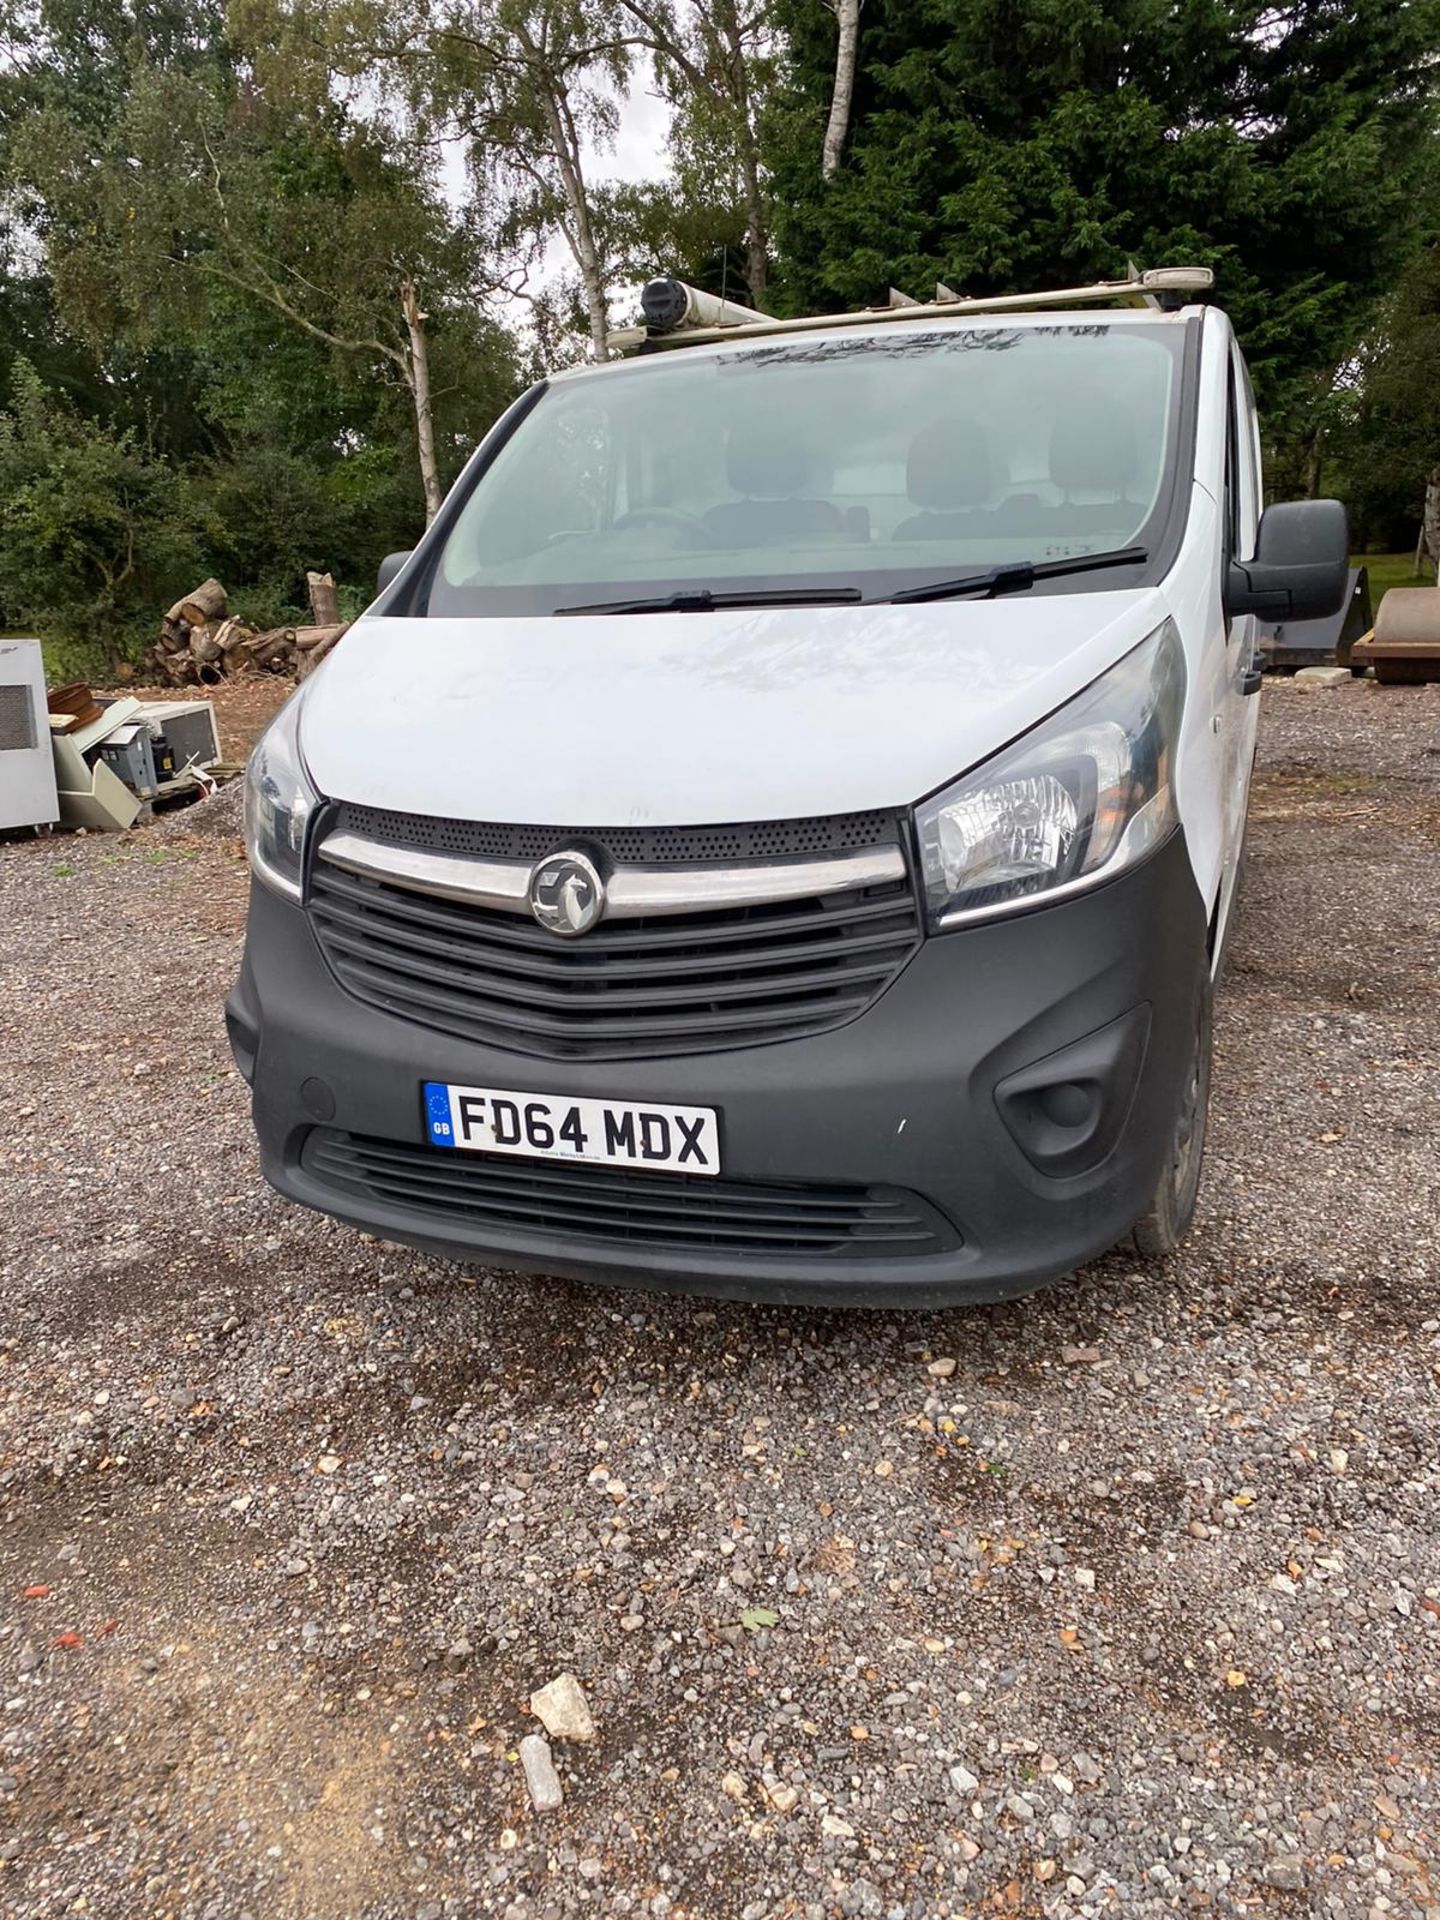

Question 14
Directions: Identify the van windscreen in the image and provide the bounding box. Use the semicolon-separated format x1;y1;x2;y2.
425;321;1187;616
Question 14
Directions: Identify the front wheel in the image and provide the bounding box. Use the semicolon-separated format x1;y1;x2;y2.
1131;983;1213;1258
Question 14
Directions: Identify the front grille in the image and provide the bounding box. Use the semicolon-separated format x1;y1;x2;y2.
335;802;902;864
308;823;923;1060
303;1129;956;1259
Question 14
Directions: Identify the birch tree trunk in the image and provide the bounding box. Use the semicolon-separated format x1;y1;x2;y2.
738;142;768;300
540;97;609;359
723;3;767;300
401;279;444;524
571;212;612;362
821;0;861;178
1424;466;1440;581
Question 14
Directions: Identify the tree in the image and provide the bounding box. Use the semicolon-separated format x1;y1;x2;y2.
443;0;634;360
14;58;506;520
239;0;636;360
598;177;754;301
619;0;777;301
0;0;526;665
1328;227;1440;564
764;0;1438;447
0;0;235;447
0;0;228;140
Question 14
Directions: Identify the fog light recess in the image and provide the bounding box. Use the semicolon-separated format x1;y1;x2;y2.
994;1006;1151;1178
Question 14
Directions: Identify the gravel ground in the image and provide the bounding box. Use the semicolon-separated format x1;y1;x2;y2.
1;678;1438;1920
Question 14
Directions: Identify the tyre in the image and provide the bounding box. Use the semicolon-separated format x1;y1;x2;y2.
1131;983;1213;1258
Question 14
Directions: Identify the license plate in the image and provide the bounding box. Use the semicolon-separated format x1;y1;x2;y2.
423;1081;720;1176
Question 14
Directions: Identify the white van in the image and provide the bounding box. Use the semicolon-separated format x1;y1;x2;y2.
229;268;1347;1307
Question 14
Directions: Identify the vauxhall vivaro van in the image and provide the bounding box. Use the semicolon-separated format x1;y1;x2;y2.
228;267;1348;1306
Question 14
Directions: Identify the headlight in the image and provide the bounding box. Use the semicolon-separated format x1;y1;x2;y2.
915;620;1186;930
243;692;321;900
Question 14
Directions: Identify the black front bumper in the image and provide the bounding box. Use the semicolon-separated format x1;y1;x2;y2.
227;832;1208;1307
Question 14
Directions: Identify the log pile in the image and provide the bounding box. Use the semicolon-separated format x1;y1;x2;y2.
144;573;349;685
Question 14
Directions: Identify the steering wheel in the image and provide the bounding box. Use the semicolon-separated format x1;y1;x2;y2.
613;507;714;543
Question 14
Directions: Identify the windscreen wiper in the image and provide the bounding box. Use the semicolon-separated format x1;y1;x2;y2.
555;585;864;616
889;544;1149;605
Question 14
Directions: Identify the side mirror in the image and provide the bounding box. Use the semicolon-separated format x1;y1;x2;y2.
376;550;413;598
1226;499;1348;622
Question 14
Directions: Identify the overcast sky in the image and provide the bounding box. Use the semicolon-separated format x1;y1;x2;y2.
608;84;675;184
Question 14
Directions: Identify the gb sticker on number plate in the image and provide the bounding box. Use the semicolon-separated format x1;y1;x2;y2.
424;1081;720;1176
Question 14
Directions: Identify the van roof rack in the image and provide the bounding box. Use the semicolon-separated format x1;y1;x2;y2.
606;265;1214;357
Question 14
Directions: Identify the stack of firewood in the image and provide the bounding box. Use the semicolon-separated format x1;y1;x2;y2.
144;574;349;685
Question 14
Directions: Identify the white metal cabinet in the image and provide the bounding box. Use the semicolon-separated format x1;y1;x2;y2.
0;639;59;832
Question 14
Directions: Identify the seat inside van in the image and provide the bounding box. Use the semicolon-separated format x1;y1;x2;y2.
1043;396;1145;533
892;395;1147;546
703;426;848;546
893;417;995;542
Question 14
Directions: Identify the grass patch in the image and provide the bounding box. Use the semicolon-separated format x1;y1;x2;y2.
1353;551;1435;608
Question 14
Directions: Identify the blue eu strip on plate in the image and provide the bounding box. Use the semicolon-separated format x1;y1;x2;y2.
424;1081;455;1148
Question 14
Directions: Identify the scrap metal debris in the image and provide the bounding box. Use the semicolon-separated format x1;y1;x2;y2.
46;682;225;832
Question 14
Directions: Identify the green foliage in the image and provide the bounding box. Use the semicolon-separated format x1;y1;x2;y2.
765;0;1439;452
0;361;207;668
1326;226;1440;546
598;178;754;303
0;1;525;675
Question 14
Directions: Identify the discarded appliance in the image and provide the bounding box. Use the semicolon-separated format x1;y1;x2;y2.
50;697;146;830
1266;566;1372;673
97;721;162;797
0;639;60;832
136;700;223;783
44;690;224;830
1350;587;1440;685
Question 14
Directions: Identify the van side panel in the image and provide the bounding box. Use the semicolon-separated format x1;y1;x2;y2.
1164;311;1248;929
1167;484;1228;923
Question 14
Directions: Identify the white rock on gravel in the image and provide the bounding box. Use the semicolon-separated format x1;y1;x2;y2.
529;1670;596;1742
518;1733;564;1813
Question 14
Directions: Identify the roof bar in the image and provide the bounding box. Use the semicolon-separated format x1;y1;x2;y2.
607;266;1214;357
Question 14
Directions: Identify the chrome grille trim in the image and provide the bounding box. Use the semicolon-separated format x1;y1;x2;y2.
320;831;529;912
317;828;907;921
